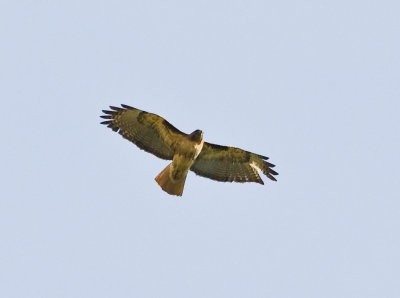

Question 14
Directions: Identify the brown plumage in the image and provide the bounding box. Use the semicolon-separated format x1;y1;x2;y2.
155;164;186;196
100;104;278;196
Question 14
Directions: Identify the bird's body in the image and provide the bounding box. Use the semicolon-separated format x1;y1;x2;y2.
155;130;204;195
101;105;278;196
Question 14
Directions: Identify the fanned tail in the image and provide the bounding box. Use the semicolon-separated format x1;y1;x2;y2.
155;164;187;196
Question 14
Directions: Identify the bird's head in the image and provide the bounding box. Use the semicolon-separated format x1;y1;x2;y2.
189;129;203;142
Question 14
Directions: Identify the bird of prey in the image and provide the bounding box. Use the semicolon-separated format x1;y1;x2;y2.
100;105;278;196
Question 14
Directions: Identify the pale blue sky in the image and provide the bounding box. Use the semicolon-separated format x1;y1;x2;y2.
1;1;399;297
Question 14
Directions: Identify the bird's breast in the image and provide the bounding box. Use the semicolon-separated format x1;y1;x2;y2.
170;139;204;181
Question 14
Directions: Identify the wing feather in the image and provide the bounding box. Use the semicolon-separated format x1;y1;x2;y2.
190;142;278;184
100;105;186;160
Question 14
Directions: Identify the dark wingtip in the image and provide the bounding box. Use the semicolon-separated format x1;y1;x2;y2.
270;169;278;176
260;159;278;181
267;168;278;181
110;106;123;111
121;104;134;109
268;175;277;181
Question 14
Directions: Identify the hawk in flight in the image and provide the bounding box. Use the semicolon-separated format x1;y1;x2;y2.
100;105;278;196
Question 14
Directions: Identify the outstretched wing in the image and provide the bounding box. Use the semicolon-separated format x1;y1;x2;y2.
190;142;278;184
100;104;186;160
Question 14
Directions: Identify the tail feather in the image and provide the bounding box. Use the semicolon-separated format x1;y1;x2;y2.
155;164;187;196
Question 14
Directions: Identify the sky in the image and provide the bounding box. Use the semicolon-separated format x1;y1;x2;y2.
1;0;399;297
